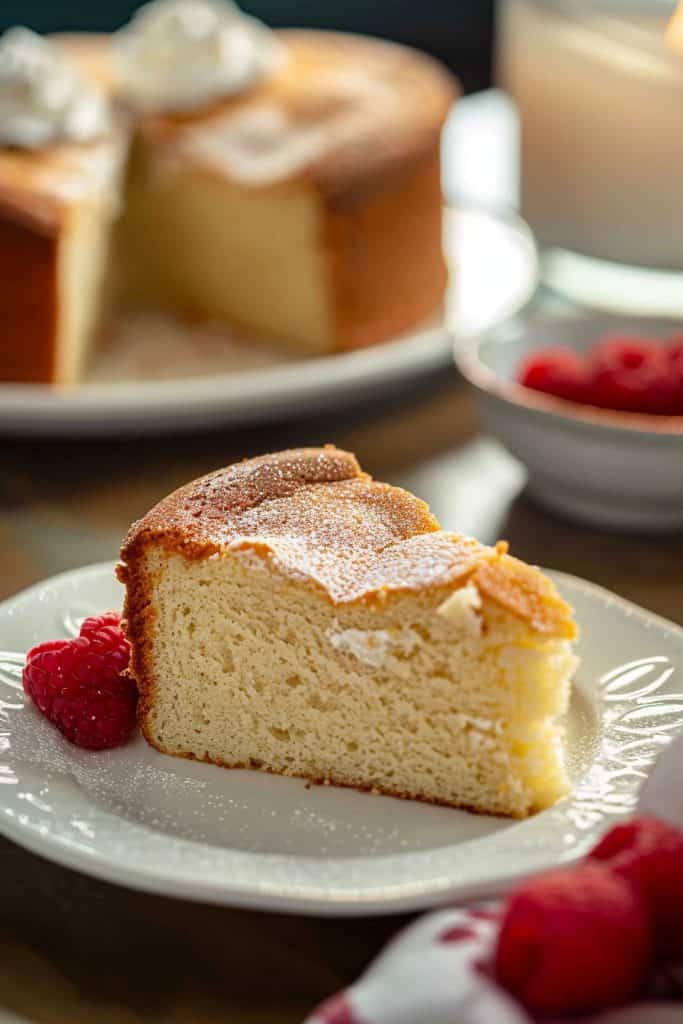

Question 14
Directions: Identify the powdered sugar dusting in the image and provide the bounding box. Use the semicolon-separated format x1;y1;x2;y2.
125;449;493;606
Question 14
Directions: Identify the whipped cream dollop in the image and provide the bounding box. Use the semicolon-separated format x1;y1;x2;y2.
0;27;112;149
115;0;285;113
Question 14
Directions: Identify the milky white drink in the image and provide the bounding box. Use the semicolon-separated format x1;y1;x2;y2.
498;0;683;269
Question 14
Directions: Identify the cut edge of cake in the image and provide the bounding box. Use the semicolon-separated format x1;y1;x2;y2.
118;446;579;818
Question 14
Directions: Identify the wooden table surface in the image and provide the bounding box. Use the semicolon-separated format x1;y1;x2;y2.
1;372;682;1024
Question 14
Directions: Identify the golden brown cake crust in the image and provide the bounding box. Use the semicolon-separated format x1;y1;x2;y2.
475;554;578;639
119;446;577;637
326;148;447;349
0;144;79;236
119;445;487;606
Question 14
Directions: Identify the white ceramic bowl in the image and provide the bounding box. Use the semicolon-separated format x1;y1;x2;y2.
455;309;683;532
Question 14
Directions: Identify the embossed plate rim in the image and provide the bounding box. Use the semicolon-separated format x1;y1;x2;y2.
0;561;681;916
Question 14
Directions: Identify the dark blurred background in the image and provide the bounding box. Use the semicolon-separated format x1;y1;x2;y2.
0;0;496;93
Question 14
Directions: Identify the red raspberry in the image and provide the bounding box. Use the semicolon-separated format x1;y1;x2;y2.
589;335;678;414
518;346;588;403
22;640;72;718
666;335;683;357
23;626;135;751
666;336;683;415
79;610;121;639
494;864;652;1015
589;816;683;961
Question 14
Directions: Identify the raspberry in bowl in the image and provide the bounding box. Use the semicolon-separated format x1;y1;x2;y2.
519;334;683;416
455;310;683;532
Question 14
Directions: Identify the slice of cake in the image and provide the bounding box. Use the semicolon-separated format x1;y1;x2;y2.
0;29;127;384
118;447;578;818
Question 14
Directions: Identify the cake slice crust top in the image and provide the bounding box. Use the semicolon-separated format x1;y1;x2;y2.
120;446;576;632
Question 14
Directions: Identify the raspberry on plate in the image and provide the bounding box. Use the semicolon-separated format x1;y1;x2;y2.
79;610;122;639
23;615;135;751
589;816;683;962
21;639;72;718
494;864;652;1015
518;346;588;403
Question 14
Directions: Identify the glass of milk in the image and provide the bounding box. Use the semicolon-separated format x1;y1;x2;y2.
498;0;683;314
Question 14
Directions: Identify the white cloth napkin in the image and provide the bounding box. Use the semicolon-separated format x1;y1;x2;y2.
305;735;683;1024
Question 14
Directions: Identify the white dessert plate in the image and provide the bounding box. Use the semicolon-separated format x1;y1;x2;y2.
1;562;682;917
0;207;537;437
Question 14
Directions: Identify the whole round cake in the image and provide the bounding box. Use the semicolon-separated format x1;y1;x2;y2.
0;0;458;384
